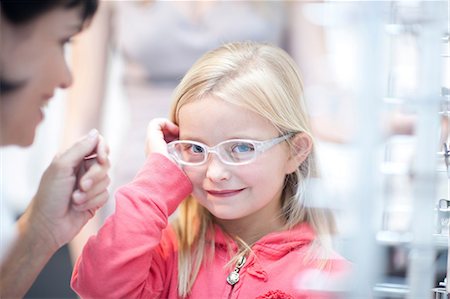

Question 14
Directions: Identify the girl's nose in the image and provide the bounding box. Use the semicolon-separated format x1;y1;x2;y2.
205;154;231;182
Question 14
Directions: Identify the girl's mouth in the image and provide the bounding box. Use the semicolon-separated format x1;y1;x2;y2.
206;188;245;197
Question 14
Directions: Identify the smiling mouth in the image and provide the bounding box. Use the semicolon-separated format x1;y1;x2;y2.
41;101;50;109
40;94;53;109
206;188;245;197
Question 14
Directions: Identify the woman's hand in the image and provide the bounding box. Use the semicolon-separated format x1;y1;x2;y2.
22;129;110;251
145;118;179;159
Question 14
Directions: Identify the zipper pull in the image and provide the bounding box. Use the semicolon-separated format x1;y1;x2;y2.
226;255;246;286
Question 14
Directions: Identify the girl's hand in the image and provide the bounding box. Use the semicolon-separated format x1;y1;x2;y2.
145;118;179;158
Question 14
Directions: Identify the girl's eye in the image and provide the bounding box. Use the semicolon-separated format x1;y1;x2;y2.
191;144;205;154
231;142;254;153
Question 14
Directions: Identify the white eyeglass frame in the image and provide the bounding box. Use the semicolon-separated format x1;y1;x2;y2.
167;133;294;166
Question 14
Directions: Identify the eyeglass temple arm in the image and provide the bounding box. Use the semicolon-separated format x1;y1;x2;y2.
258;133;295;152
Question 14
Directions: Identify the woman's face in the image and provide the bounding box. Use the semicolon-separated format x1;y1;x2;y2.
0;7;83;146
178;96;300;229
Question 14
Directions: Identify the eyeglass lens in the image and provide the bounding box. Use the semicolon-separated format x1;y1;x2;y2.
172;140;256;164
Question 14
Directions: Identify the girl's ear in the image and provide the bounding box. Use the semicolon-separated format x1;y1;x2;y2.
285;132;313;174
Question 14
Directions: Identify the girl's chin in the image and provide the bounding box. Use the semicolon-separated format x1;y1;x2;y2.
209;210;244;221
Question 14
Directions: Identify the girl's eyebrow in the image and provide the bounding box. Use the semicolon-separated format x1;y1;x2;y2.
179;136;206;143
179;135;265;145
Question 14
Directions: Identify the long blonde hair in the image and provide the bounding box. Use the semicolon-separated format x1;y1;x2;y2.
170;41;335;297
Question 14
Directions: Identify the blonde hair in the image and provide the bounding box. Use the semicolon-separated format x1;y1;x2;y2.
169;41;335;297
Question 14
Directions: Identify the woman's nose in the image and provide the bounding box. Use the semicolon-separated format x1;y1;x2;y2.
205;154;231;182
57;57;73;89
59;62;73;89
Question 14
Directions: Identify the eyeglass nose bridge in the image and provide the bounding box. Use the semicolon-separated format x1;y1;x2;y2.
202;144;230;165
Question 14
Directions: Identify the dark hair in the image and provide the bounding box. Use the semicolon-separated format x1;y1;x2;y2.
0;0;98;95
0;0;98;26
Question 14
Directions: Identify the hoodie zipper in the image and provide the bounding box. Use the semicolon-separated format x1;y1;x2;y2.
226;255;246;299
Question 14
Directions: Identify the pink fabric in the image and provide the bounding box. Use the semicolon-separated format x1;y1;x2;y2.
71;153;349;299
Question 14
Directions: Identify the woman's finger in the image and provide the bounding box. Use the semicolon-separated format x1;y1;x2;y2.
73;190;109;213
78;159;110;192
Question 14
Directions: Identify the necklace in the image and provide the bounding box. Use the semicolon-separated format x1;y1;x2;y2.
226;255;246;286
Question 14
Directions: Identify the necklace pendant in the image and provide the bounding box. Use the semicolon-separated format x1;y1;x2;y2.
226;271;240;285
226;255;246;286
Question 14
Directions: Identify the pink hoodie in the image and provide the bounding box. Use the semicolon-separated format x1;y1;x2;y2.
71;154;348;298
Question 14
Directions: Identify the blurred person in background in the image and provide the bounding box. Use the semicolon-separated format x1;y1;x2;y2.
0;0;110;297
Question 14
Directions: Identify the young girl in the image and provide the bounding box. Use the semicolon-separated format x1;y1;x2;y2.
71;41;348;298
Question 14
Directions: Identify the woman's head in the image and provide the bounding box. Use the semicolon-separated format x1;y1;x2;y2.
0;0;97;27
0;0;98;146
171;41;316;228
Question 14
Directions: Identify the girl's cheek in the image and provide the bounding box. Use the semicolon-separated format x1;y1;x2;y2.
185;170;203;186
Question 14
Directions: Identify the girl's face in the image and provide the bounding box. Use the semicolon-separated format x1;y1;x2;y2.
0;7;83;146
178;96;300;228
